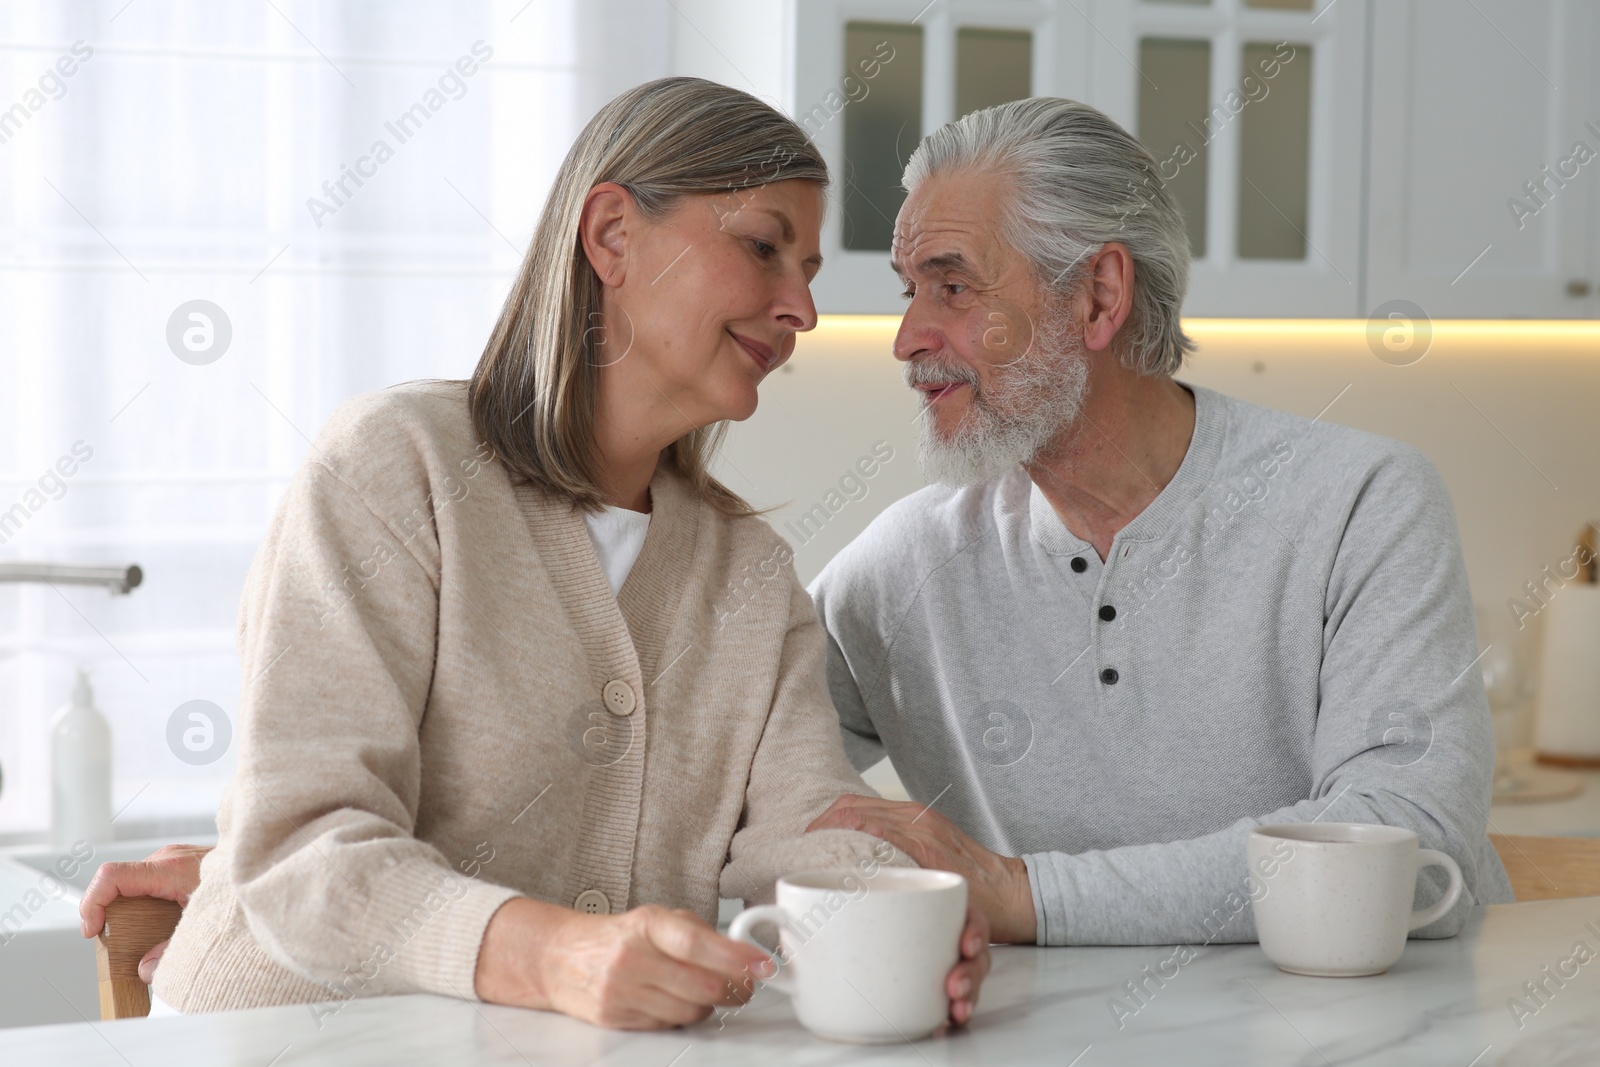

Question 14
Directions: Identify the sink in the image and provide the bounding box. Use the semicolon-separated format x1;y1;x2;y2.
0;835;214;1029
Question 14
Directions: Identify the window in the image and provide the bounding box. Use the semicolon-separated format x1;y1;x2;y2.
0;1;587;840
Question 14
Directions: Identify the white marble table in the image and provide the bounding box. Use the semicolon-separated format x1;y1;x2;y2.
5;897;1598;1066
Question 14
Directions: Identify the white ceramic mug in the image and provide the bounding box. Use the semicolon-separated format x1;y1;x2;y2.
726;868;967;1043
1248;822;1464;977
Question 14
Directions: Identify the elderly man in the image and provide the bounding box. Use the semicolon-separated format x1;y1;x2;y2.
805;96;1514;946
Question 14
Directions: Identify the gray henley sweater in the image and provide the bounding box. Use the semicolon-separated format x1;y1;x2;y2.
810;382;1514;946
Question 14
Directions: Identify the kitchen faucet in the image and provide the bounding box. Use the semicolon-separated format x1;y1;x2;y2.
0;561;142;595
0;561;141;801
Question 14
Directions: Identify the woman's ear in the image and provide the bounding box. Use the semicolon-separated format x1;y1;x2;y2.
579;182;631;288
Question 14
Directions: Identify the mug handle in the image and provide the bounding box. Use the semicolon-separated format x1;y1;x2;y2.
726;905;796;994
1407;849;1465;931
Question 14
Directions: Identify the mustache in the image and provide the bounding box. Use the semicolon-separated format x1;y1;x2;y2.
904;358;981;390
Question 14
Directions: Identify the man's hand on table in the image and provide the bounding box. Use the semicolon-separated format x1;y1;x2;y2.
79;843;210;983
808;794;1038;945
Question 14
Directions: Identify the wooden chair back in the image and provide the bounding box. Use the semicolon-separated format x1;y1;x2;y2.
95;896;183;1020
1490;833;1600;901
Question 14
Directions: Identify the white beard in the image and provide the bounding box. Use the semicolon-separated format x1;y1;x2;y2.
910;305;1091;487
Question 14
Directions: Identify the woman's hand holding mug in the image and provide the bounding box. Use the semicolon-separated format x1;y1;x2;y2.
477;892;989;1032
474;898;775;1030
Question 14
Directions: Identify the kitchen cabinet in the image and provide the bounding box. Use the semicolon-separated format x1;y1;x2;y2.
674;0;1600;318
1085;0;1368;316
782;0;1366;316
792;0;1088;313
1365;0;1599;319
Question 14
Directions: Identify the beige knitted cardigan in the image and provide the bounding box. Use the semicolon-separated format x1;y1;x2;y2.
154;380;901;1013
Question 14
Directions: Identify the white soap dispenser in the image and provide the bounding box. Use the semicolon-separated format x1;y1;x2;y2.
51;667;113;850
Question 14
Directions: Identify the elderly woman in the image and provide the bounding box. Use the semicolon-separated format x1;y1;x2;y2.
80;77;989;1031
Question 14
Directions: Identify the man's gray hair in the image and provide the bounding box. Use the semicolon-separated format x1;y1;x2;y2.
902;97;1196;377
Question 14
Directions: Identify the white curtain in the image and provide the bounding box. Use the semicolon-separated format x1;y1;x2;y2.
0;0;669;839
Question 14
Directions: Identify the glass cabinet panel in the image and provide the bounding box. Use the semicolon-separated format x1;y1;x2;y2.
842;21;923;251
1137;37;1213;256
1236;41;1313;259
955;28;1032;119
801;0;1356;314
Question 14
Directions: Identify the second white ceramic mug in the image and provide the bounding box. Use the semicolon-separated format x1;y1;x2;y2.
1248;822;1464;977
727;867;967;1043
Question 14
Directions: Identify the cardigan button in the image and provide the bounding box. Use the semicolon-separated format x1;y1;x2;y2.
574;889;611;914
602;680;637;717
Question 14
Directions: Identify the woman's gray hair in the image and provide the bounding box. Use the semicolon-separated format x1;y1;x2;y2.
470;77;828;515
902;97;1195;377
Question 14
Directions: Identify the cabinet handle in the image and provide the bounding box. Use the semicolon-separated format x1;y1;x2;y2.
1567;279;1592;297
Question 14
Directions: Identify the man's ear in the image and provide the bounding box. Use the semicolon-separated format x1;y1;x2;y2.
579;182;632;288
1079;241;1136;354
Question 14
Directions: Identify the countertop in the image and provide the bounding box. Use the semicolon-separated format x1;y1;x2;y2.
5;896;1598;1066
1489;761;1600;838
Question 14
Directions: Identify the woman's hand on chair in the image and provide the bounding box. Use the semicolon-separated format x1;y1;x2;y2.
475;897;775;1029
79;843;211;982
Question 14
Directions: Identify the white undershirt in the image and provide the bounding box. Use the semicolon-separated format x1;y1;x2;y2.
582;502;651;596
